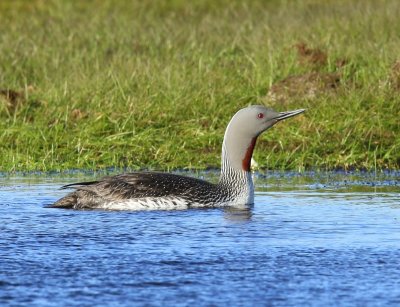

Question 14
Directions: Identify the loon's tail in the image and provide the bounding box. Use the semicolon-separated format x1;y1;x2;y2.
46;192;77;209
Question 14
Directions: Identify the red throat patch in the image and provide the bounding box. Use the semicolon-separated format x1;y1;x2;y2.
242;138;257;172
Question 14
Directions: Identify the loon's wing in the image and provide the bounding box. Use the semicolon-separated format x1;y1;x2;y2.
50;172;214;208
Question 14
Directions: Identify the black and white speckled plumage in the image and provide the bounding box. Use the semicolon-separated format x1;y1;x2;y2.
52;169;251;210
50;105;304;210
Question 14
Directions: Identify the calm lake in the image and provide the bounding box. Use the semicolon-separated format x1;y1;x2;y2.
0;170;399;306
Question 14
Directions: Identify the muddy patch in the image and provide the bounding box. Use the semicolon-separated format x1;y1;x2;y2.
266;43;348;103
267;72;341;102
295;42;348;71
388;60;400;91
0;86;41;118
0;89;24;114
295;42;327;69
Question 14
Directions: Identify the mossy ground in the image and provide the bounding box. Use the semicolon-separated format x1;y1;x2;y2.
0;0;399;171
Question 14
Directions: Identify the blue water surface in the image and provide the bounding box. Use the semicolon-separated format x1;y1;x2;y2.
0;171;399;306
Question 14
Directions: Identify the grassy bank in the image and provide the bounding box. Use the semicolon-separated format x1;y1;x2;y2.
0;0;399;171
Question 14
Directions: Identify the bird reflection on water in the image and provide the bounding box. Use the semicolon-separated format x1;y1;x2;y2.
223;206;253;222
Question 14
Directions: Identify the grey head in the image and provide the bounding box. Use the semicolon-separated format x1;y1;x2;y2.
222;105;305;172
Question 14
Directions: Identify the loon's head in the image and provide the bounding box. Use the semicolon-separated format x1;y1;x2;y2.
222;105;305;172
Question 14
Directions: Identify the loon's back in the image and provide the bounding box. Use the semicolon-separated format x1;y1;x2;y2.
50;172;224;210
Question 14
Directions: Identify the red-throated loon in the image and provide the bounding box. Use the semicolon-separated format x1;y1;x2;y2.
50;105;304;210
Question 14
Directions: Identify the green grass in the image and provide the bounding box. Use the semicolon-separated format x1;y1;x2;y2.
0;0;399;171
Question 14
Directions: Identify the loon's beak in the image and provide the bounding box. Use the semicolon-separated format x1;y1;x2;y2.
275;109;306;121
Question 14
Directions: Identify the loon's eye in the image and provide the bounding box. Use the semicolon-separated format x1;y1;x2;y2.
257;113;264;119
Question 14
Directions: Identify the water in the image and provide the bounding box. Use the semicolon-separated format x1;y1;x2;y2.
0;171;399;306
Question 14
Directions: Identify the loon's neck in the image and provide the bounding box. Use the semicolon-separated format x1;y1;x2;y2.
217;138;255;205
